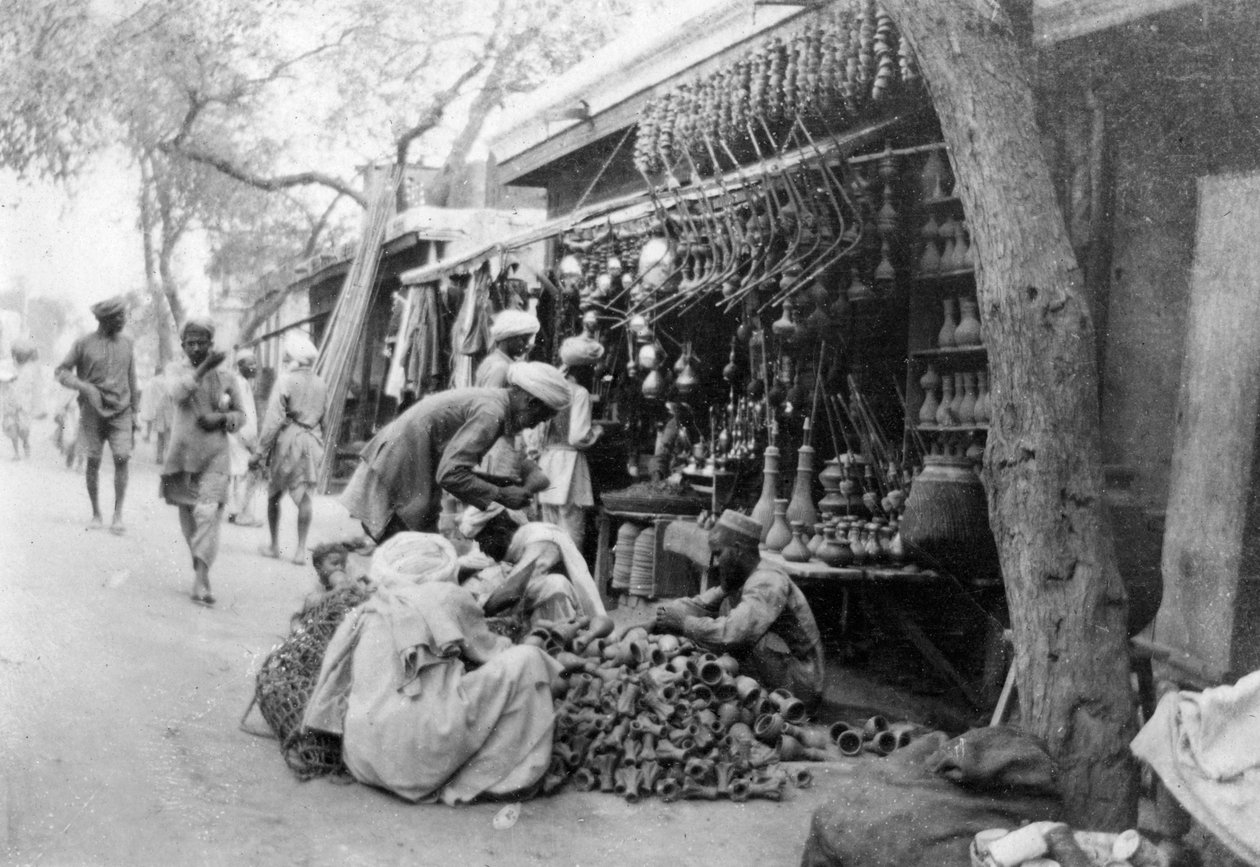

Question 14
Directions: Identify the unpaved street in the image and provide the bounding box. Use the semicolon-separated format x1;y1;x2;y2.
0;423;849;867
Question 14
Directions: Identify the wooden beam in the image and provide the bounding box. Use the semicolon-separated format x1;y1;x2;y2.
1156;172;1260;675
1033;0;1195;44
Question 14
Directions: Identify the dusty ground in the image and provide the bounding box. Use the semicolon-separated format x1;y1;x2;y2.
0;420;964;867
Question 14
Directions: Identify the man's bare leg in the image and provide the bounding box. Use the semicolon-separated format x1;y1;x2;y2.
292;492;313;565
85;457;104;529
110;456;129;534
259;491;282;558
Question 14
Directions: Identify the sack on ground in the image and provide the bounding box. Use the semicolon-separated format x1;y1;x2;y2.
800;725;1062;867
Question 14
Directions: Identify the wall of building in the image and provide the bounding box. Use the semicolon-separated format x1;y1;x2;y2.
1053;6;1260;668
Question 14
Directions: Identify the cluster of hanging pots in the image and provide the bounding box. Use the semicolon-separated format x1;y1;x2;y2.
526;615;929;802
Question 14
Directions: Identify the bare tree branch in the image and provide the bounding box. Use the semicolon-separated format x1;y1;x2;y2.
302;192;346;257
158;141;368;207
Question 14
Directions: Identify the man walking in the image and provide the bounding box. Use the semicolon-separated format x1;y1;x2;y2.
161;318;246;606
55;296;139;534
226;352;263;527
256;334;327;565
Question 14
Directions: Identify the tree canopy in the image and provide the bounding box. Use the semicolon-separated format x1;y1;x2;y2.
1;0;658;347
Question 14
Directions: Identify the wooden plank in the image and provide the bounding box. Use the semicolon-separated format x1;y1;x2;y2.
865;594;986;710
1034;0;1195;44
1156;172;1260;675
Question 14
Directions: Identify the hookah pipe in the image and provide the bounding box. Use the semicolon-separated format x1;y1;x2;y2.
762;118;866;311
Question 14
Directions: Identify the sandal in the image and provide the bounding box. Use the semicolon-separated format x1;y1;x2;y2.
191;594;216;607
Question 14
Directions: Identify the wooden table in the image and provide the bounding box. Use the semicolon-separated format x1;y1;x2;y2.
761;550;992;710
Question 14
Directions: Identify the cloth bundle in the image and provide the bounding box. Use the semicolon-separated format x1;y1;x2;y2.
1131;669;1260;865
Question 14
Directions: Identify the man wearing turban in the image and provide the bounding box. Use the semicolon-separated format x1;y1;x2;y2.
340;361;569;543
55;295;139;534
225;351;262;528
536;336;607;549
653;510;826;711
475;309;542;486
160;318;247;605
255;332;328;565
475;309;540;389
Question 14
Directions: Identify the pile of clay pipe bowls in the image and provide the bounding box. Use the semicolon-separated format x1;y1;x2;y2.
522;616;930;802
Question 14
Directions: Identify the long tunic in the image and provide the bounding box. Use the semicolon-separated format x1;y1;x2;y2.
257;366;327;494
679;562;826;706
161;362;246;485
55;332;139;418
474;349;514;388
340;388;528;538
537;382;597;507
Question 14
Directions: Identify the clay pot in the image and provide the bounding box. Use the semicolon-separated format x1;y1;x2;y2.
954;297;982;347
816;525;854;568
754;712;785;744
829;722;864;756
550;620;584;647
764;498;793;552
769;689;808;725
712;674;738;703
899;454;1000;579
698;658;725;686
865;730;899;756
781;521;813;563
735;675;763;708
862;715;890;738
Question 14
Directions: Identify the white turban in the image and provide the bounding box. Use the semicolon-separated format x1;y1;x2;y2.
369;532;459;586
559;336;605;368
489;309;539;343
284;332;318;366
458;503;527;539
506;361;571;410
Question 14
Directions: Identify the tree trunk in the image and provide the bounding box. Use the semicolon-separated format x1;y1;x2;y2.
138;154;175;365
147;157;189;333
881;0;1137;827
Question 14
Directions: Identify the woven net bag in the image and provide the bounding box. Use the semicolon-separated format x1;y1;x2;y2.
254;585;371;780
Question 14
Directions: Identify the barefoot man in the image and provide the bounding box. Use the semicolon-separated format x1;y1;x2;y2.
55;296;139;534
160;318;246;605
255;333;327;565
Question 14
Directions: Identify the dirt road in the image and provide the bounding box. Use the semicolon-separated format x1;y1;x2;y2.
0;423;852;867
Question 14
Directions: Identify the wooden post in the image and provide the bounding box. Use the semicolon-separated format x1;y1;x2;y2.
1155;173;1260;676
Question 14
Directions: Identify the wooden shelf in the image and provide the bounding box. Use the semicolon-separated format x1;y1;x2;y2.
913;268;975;282
911;423;990;432
909;345;987;360
760;550;943;586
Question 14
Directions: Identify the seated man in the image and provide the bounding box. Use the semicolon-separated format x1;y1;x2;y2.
462;521;607;630
653;510;826;711
303;533;562;805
